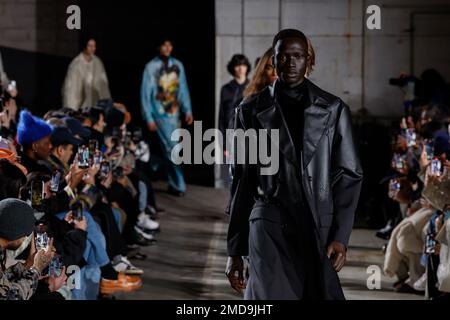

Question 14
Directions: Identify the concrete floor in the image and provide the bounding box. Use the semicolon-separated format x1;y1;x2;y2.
122;183;423;300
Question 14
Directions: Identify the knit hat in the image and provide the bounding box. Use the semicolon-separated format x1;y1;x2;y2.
0;198;36;241
17;111;53;145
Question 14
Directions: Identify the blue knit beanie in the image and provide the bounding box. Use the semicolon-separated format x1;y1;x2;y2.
17;110;53;145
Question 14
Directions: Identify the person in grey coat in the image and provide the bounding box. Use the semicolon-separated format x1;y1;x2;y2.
225;29;363;300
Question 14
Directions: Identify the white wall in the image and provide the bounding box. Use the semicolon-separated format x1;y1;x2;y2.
215;0;450;120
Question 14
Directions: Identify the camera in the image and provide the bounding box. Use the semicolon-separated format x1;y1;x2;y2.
425;233;437;254
389;75;417;88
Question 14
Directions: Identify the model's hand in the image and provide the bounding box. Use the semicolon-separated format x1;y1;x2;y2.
327;241;346;272
225;256;245;294
185;114;193;126
147;121;157;132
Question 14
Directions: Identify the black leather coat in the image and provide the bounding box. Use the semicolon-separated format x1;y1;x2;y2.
226;79;363;299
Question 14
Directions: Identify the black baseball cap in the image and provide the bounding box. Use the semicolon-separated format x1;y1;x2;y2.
63;116;91;138
51;126;82;147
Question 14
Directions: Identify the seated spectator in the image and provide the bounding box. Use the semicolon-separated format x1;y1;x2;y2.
17;111;53;174
0;198;54;300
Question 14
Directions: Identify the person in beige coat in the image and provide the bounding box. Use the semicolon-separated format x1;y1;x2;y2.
62;37;111;110
384;206;433;288
436;216;450;293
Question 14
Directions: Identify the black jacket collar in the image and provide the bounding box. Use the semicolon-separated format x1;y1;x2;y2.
254;78;333;170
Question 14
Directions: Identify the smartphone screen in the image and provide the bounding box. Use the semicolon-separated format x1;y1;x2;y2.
31;180;44;208
71;201;84;221
89;139;98;155
431;159;442;176
35;223;49;251
48;255;63;277
78;146;90;169
50;171;61;192
425;140;434;161
405;128;416;147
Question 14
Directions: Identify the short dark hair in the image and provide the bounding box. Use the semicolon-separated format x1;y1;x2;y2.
81;106;104;125
79;33;96;51
272;29;308;50
227;54;251;77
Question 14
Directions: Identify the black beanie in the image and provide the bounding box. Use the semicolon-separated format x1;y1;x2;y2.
0;198;36;241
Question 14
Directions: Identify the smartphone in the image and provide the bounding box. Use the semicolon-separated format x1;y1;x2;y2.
393;154;405;170
425;140;435;161
31;180;44;208
132;128;143;143
48;255;64;278
98;160;111;179
50;171;61;193
390;179;401;191
77;146;90;169
112;127;122;140
405;128;416;147
35;223;49;251
7;80;16;92
112;166;124;179
93;151;103;166
89;139;98;155
71;200;84;221
431;158;442;176
425;233;436;254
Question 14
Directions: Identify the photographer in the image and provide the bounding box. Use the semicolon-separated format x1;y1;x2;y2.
0;198;54;300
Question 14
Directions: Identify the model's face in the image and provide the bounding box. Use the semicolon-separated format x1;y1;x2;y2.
234;64;248;79
159;41;173;57
85;39;96;56
265;59;278;83
33;136;53;159
274;38;309;87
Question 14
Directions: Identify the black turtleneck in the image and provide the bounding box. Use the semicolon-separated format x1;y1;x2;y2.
275;79;309;162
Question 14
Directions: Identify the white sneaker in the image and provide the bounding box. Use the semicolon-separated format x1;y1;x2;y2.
134;225;156;241
113;256;144;275
137;213;160;231
412;273;427;292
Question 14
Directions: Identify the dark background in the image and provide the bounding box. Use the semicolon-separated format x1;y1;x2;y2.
1;0;216;187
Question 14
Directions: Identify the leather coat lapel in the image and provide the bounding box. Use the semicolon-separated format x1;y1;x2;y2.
256;86;300;170
302;82;331;169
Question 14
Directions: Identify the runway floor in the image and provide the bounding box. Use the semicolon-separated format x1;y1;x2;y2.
121;183;421;300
